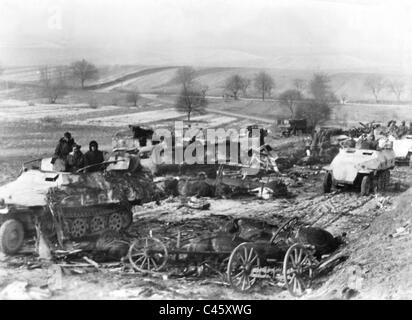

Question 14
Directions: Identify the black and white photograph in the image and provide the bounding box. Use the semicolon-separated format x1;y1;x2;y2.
0;0;412;303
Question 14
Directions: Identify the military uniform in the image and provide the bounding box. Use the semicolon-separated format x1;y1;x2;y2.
67;148;84;172
84;141;105;172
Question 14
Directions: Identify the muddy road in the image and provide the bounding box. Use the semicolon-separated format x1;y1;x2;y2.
0;164;410;300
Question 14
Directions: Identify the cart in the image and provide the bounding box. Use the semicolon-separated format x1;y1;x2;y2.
127;217;345;297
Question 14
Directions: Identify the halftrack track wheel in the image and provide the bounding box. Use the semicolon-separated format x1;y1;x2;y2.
108;213;123;232
70;218;88;238
90;216;106;233
323;172;332;193
360;175;372;196
375;171;386;192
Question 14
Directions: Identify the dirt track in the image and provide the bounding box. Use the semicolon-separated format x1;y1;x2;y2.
0;164;409;300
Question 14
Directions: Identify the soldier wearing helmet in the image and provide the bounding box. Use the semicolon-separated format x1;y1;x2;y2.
51;132;76;171
84;140;105;172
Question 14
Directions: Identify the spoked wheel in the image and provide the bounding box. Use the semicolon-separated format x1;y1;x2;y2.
128;237;168;272
270;217;299;244
283;243;314;297
227;243;260;291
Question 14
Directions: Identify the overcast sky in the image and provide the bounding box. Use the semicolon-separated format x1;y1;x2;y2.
1;0;412;71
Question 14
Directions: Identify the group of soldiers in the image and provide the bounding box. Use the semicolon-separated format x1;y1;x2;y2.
386;120;411;138
51;132;105;172
307;120;412;155
308;129;333;157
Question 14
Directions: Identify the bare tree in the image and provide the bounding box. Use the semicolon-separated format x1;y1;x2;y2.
364;75;386;103
254;71;275;101
175;66;196;90
387;79;404;102
126;90;140;106
39;66;67;104
242;78;251;96
339;93;348;104
295;100;331;128
309;73;336;102
224;74;249;100
293;78;306;93
70;59;99;89
175;87;207;122
200;85;209;97
279;89;303;118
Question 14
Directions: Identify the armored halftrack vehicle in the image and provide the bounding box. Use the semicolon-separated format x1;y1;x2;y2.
389;135;412;165
322;146;395;195
0;152;160;255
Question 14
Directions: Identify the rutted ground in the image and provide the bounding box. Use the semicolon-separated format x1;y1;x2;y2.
0;161;410;299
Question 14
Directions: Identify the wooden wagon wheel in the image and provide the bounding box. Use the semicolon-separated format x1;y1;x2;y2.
283;243;314;297
128;237;168;272
227;243;260;291
270;217;299;244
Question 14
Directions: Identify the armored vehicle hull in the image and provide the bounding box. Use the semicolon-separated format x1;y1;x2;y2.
323;148;395;195
0;154;159;255
390;135;412;165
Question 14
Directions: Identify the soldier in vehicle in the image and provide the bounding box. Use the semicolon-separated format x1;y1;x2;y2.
397;121;408;138
356;134;369;149
51;132;76;171
357;133;378;150
67;144;84;172
84;140;105;172
52;132;75;161
366;133;378;150
341;131;356;149
388;120;398;138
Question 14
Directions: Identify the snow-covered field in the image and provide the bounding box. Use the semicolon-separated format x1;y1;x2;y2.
0;100;119;122
66;108;185;127
189;114;238;128
66;108;238;128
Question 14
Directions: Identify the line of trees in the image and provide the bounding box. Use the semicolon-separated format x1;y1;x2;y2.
28;59;410;109
36;59;100;103
364;75;406;103
278;73;336;128
224;71;275;101
39;66;68;104
173;66;335;128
